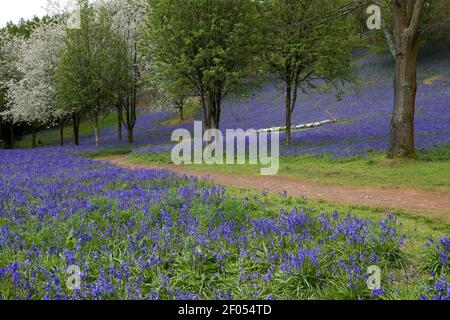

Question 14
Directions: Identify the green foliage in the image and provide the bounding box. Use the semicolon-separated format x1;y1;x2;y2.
421;237;450;277
158;72;194;119
367;0;450;52
4;16;44;38
142;0;262;128
261;0;356;89
55;0;129;145
259;0;356;143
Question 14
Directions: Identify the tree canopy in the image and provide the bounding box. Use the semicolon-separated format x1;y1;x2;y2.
143;0;261;130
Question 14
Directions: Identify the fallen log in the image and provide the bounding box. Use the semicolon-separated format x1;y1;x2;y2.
256;112;338;133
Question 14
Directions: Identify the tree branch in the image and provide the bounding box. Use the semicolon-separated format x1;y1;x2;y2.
408;0;425;39
381;15;396;57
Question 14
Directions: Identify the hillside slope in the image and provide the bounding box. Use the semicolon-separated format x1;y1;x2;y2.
28;42;450;158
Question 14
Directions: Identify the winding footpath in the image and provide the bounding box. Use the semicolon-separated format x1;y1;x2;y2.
98;156;450;220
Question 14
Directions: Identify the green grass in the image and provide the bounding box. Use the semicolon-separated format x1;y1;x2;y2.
81;147;133;159
125;148;450;196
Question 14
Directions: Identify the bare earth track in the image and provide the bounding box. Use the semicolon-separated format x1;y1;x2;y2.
98;156;450;219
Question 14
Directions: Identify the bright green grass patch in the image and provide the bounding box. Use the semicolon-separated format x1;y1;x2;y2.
80;147;134;159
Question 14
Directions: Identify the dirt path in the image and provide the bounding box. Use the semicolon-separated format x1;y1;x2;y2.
98;156;450;219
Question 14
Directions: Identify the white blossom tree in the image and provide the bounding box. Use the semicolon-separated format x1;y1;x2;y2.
0;31;25;148
5;21;68;147
110;0;151;143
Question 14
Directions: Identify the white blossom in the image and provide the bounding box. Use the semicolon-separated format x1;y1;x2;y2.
110;0;153;86
6;21;68;125
0;31;24;121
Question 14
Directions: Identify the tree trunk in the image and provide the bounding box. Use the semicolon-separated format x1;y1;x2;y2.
94;125;99;148
117;103;122;141
388;0;424;159
285;84;292;144
388;42;418;158
211;102;218;130
381;15;396;57
121;96;137;145
285;108;292;145
214;96;221;130
205;94;213;130
72;113;80;146
179;105;184;121
201;98;207;128
127;127;133;144
206;93;221;130
31;126;37;148
59;120;64;147
92;114;100;148
198;81;209;130
9;123;15;149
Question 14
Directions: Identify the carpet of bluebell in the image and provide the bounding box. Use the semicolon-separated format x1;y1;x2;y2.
115;44;450;157
0;149;448;300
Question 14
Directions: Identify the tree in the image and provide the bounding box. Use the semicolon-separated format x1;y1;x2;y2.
387;0;426;158
0;31;24;149
110;0;150;144
5;16;43;38
56;1;126;147
422;0;450;39
1;16;60;148
5;21;67;147
261;0;355;144
160;74;194;121
369;1;433;158
371;0;449;57
143;0;260;130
